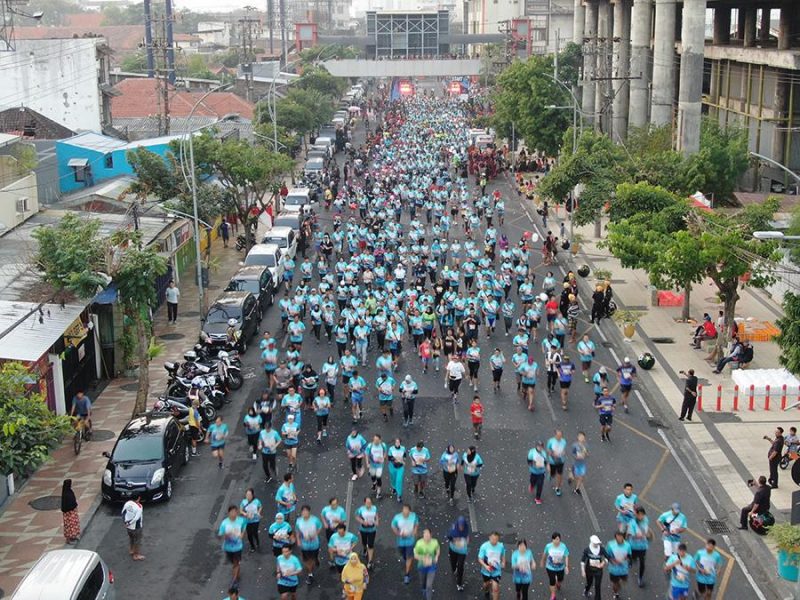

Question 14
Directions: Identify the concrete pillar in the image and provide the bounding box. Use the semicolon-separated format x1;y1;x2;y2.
773;79;789;164
596;0;612;131
760;8;771;42
628;0;653;129
713;6;731;45
612;0;631;141
651;0;677;126
778;3;792;50
582;0;599;127
573;0;586;44
744;6;757;47
736;8;746;40
677;0;705;155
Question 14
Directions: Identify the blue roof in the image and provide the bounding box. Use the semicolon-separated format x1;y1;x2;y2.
60;132;185;153
92;283;118;305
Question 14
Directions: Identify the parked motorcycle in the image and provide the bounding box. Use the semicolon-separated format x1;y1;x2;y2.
181;350;243;391
153;395;215;428
163;362;227;408
236;232;256;252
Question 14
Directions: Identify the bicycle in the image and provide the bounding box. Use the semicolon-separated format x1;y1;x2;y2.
72;416;92;455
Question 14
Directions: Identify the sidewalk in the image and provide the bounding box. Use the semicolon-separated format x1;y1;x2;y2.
0;235;245;596
558;215;798;515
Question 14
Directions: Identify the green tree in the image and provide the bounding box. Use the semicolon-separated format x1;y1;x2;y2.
121;51;149;73
539;129;628;229
299;44;359;67
491;44;581;156
777;292;800;375
682;120;749;202
101;2;146;25
32;214;168;416
608;182;682;223
181;54;214;80
0;362;71;477
296;67;346;99
185;134;293;252
604;196;782;326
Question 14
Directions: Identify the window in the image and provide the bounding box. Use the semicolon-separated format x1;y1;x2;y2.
104;154;113;169
75;563;104;600
15;197;28;214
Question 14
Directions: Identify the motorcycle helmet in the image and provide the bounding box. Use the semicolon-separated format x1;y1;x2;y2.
217;351;229;360
228;318;237;327
183;350;198;362
637;352;656;370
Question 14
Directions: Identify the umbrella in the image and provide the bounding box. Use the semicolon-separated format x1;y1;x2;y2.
348;106;361;114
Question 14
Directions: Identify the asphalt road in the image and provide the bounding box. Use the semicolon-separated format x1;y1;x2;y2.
79;94;771;600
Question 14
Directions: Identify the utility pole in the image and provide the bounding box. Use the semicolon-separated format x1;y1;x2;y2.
279;0;288;68
267;0;275;54
152;13;172;135
239;6;258;103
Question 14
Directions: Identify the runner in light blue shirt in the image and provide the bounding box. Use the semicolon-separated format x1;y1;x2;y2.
694;538;723;599
606;530;632;597
664;543;695;600
511;539;535;598
391;505;419;584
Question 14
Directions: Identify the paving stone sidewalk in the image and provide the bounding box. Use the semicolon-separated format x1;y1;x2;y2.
0;235;245;596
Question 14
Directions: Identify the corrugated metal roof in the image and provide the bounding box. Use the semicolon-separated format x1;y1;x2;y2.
0;301;86;362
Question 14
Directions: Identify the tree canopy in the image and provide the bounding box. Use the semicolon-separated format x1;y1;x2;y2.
0;362;71;478
777;292;800;376
539;118;750;226
491;43;582;156
604;193;781;324
32;214;168;415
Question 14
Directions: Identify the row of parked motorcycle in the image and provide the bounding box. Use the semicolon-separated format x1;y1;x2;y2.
152;341;245;437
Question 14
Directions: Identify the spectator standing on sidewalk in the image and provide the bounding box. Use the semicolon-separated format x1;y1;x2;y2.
738;476;771;530
121;495;145;561
165;280;180;324
219;218;230;248
60;479;80;544
764;427;785;488
678;370;698;421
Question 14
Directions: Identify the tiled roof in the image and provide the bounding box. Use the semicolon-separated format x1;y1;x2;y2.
111;78;255;120
0;107;75;140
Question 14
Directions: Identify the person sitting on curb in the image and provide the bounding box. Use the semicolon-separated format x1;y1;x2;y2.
738;476;771;530
692;314;717;349
712;339;742;374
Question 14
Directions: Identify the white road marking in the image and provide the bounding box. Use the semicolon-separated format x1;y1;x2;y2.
656;428;767;600
580;486;601;533
542;388;557;422
467;500;479;534
634;389;654;419
344;479;354;531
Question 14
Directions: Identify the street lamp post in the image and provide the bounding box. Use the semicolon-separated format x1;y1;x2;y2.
178;82;232;325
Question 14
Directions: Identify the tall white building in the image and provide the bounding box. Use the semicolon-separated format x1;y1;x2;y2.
0;39;109;133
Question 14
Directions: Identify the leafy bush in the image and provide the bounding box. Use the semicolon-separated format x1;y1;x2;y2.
0;362;71;478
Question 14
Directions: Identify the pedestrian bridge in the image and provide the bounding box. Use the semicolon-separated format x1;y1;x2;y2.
321;58;482;78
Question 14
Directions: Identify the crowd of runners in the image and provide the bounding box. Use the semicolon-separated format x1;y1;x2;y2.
211;91;727;600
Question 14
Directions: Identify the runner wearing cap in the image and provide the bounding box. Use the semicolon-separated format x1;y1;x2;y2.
399;375;419;427
616;357;637;413
658;503;688;559
592;366;609;401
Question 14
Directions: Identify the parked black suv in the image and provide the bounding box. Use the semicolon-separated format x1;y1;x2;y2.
225;265;276;318
201;290;260;353
101;412;189;503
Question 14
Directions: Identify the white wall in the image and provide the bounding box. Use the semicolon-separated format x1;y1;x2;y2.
0;172;38;230
0;39;102;133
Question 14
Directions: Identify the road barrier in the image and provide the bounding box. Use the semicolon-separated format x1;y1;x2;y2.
696;382;800;412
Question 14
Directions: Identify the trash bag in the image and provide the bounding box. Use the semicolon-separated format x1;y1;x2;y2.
638;353;656;370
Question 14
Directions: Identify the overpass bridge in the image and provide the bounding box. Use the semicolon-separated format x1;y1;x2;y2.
320;58;482;78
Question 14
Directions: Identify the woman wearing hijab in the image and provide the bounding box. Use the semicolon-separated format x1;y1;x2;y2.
341;552;369;600
447;516;470;591
581;535;609;599
60;479;80;544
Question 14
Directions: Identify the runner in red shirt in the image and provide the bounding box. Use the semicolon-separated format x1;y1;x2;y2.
470;396;484;441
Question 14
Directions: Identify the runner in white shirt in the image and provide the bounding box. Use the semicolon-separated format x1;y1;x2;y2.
446;356;466;402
